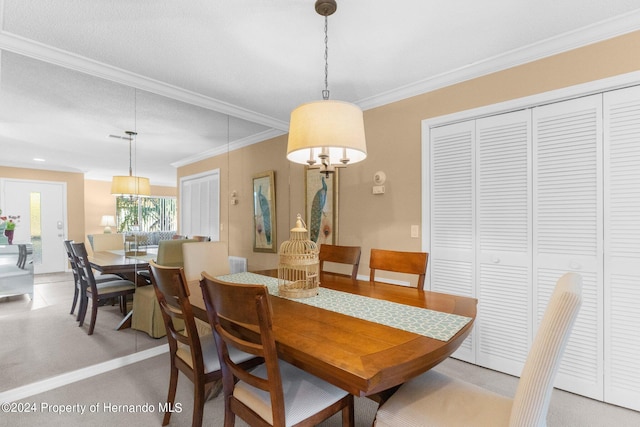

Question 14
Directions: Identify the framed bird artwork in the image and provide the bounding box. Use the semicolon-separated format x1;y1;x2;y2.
253;170;277;253
305;167;338;245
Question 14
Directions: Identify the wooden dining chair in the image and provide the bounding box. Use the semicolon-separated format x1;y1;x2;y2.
200;272;355;427
319;244;361;279
63;240;121;319
369;248;428;290
148;261;258;427
374;272;582;427
70;242;136;335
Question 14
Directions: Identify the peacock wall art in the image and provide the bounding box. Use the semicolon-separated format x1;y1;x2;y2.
257;185;272;245
253;171;276;252
307;171;335;244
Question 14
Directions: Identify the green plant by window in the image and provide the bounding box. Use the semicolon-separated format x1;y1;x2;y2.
116;196;176;232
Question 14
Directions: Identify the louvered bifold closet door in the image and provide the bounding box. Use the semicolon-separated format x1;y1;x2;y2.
475;111;532;376
532;94;604;399
603;86;640;411
430;120;476;362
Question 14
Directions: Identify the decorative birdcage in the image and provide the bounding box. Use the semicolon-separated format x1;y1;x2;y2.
278;214;320;298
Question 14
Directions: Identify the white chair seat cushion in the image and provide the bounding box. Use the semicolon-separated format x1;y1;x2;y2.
375;370;513;427
95;273;122;283
91;279;135;294
176;334;254;374
233;360;349;427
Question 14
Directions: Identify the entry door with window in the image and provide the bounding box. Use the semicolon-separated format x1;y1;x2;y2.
2;179;67;274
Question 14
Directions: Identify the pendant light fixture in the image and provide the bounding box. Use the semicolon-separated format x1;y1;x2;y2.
111;130;151;197
111;89;150;197
287;0;367;176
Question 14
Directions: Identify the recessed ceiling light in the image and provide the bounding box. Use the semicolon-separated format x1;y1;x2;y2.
33;158;45;162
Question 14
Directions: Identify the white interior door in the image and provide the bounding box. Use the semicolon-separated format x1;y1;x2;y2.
429;120;476;362
2;179;67;274
532;94;604;399
179;169;220;240
475;110;532;376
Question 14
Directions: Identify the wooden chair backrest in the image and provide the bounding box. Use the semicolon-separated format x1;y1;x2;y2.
64;239;79;281
200;273;286;425
70;242;99;293
319;244;362;280
148;261;204;372
369;249;428;290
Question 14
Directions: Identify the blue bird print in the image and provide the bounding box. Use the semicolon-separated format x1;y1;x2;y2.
310;177;327;243
257;185;271;245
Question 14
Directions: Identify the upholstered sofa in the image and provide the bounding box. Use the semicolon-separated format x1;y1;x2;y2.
87;231;177;251
124;231;177;248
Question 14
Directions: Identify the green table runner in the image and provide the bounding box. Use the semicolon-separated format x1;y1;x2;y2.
217;272;471;342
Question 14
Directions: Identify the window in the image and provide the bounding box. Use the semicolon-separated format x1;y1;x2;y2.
116;196;177;232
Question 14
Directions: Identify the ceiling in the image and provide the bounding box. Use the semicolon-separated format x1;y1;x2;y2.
1;1;640;187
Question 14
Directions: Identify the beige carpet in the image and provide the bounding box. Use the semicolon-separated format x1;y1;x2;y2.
1;353;379;427
4;354;640;427
0;299;163;392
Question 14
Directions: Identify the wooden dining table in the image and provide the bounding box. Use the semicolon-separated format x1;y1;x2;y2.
88;249;156;282
188;270;477;398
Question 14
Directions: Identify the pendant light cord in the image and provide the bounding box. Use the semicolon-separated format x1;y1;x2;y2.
322;15;330;100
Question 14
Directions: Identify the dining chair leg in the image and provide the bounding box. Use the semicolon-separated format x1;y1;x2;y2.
78;295;88;326
119;295;127;315
192;380;205;427
223;396;235;427
87;302;98;335
162;365;179;426
70;287;79;315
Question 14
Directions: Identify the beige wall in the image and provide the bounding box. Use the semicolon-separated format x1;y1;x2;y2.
0;168;176;253
0;166;86;243
177;30;640;281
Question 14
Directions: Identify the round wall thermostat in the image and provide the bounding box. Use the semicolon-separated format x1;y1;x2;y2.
373;171;386;185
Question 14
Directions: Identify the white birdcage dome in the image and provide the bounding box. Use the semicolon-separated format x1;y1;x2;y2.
278;214;319;298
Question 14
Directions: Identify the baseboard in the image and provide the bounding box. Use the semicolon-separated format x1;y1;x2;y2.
0;344;169;403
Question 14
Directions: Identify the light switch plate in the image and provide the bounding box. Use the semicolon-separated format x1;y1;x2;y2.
411;225;419;238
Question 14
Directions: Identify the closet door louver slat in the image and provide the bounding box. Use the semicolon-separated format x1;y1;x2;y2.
475;111;532;375
430;121;475;362
533;95;603;400
604;87;640;411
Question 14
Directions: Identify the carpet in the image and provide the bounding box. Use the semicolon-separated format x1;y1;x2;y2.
1;354;379;427
0;300;164;392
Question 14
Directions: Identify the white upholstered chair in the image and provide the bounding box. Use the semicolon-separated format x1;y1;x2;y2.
182;241;230;283
90;233;125;252
182;241;231;337
374;272;582;427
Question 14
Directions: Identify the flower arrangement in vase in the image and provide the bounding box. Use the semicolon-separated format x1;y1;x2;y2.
0;209;20;244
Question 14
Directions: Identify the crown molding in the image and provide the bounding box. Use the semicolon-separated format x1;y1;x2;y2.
0;31;289;132
357;9;640;111
170;128;286;168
